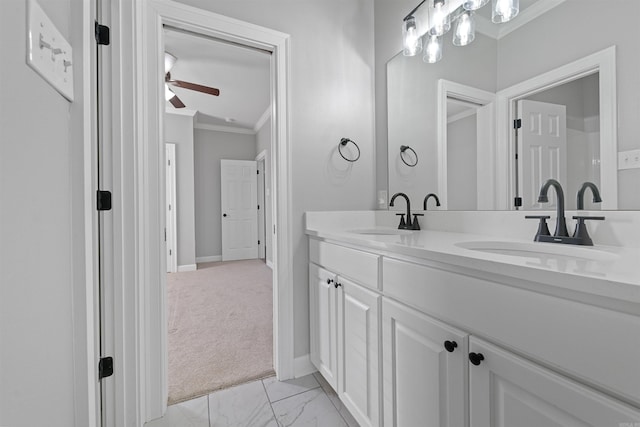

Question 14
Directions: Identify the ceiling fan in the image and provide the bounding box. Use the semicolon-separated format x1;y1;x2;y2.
164;52;220;108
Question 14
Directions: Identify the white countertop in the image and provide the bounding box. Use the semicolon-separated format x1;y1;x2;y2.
305;211;640;304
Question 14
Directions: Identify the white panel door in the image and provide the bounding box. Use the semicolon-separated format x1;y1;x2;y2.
221;159;258;261
518;100;567;210
469;336;640;427
382;298;467;427
309;263;339;389
338;276;380;427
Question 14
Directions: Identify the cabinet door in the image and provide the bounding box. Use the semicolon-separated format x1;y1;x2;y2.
382;298;468;427
469;337;640;427
309;263;338;389
338;276;381;427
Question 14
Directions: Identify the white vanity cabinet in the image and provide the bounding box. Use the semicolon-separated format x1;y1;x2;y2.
309;239;381;427
382;298;467;427
469;337;640;427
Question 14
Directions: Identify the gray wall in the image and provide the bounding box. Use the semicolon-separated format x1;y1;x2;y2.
448;114;478;210
256;117;273;264
175;0;377;358
165;113;197;268
1;0;91;425
194;129;257;259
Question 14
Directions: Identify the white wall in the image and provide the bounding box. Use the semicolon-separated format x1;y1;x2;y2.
256;116;273;265
1;0;93;426
174;0;377;358
194;128;257;259
165;112;197;268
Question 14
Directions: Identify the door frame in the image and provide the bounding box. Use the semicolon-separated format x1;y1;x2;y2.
165;143;177;273
496;46;617;210
256;150;267;260
132;0;293;423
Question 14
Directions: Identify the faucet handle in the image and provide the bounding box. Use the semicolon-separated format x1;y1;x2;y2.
395;213;407;229
571;216;605;246
411;213;424;230
525;215;551;241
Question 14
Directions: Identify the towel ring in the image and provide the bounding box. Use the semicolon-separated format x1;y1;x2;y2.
400;145;418;167
338;138;361;162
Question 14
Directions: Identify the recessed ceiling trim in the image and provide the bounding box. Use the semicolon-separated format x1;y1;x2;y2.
165;108;197;117
164;25;273;55
475;0;565;39
195;122;256;135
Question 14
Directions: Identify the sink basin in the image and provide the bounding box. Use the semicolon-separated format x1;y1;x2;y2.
455;240;618;262
349;228;415;236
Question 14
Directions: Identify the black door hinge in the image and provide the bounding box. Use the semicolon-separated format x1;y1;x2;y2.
95;22;110;45
257;170;260;174
514;118;522;129
514;197;523;207
257;205;260;210
99;357;113;379
258;240;261;245
97;190;112;211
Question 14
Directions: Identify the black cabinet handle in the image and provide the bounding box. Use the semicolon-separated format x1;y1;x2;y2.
444;340;458;352
334;282;342;288
223;213;227;217
469;352;485;366
326;278;334;284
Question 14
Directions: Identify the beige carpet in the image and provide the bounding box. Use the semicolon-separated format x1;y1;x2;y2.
167;259;274;405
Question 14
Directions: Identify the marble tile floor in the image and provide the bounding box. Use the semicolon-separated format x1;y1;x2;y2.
145;372;360;427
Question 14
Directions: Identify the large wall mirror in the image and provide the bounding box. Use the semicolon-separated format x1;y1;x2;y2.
387;0;640;211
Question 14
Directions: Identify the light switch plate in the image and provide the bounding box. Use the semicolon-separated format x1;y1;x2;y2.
26;0;74;101
618;149;640;170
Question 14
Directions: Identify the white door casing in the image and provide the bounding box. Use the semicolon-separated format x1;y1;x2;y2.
518;99;567;210
221;159;258;261
257;156;266;260
165;143;177;273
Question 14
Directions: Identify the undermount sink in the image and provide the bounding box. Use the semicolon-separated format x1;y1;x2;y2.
349;228;415;236
455;240;618;262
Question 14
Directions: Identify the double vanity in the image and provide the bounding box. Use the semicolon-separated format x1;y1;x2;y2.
306;210;640;427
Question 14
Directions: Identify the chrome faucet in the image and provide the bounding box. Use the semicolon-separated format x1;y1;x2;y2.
390;192;413;230
537;179;569;237
576;182;602;210
423;193;441;210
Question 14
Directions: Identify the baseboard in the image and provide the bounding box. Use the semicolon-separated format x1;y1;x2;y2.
293;354;316;378
177;264;197;272
266;259;274;269
196;255;222;263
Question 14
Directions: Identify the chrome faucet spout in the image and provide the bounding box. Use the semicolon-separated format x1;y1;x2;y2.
576;182;602;210
389;192;412;229
537;179;568;237
423;193;441;210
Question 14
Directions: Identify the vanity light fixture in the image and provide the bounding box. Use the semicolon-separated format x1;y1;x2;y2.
403;16;423;56
453;10;475;46
424;34;443;63
430;0;451;36
492;0;519;23
402;0;519;62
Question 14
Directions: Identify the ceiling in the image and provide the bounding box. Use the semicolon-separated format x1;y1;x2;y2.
164;28;271;131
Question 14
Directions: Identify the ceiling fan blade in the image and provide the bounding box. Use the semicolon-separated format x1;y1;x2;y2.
168;79;220;96
169;95;186;108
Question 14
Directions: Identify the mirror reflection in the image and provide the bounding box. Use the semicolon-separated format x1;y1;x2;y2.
387;0;640;211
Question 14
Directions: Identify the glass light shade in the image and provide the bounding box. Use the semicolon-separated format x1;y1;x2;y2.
402;16;423;56
164;52;177;73
463;0;489;11
429;0;451;36
492;0;519;23
453;11;476;46
423;35;443;63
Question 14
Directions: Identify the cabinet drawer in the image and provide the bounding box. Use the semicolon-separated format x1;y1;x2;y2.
383;257;640;405
309;239;379;289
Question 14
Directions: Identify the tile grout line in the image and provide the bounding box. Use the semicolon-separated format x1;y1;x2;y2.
267;384;322;404
313;373;358;427
261;378;280;426
207;393;212;427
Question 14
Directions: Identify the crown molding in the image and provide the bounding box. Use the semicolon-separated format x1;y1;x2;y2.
194;122;256;135
254;107;272;133
165;108;197;117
